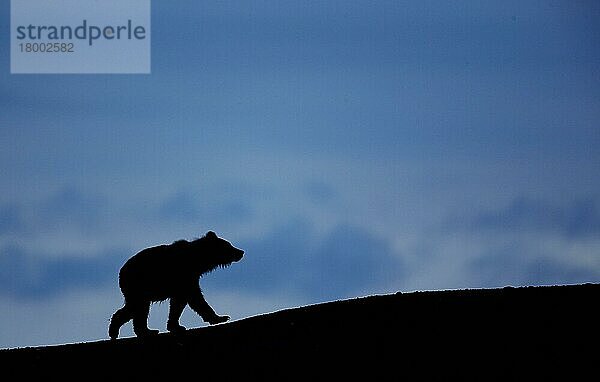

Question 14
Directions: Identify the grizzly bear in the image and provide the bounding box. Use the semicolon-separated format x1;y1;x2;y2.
109;231;244;339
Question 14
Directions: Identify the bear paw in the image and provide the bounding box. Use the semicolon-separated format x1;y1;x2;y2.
208;315;230;325
108;326;120;340
135;328;160;337
167;322;187;334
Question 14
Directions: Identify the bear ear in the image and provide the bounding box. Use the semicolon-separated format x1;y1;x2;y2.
206;231;217;239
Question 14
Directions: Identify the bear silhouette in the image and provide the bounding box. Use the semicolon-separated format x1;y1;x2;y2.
109;231;244;339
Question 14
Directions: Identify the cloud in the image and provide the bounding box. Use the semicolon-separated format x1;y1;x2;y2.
468;245;599;288
0;204;22;235
451;196;600;238
562;199;600;237
404;195;600;291
156;190;253;225
470;197;564;231
208;218;405;303
0;187;108;237
0;212;404;304
0;287;125;348
0;245;126;300
157;192;202;222
37;187;107;229
303;180;336;205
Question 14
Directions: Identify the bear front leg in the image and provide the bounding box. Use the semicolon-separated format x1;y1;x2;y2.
167;297;187;333
131;300;159;337
188;290;230;325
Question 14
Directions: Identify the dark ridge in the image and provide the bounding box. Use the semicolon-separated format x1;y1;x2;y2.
2;283;599;379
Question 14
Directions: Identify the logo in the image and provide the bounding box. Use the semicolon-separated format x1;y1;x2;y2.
11;0;151;74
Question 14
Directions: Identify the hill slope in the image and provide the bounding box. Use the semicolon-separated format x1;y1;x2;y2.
2;283;599;378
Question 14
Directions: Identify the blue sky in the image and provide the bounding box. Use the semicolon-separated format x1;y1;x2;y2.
1;1;600;348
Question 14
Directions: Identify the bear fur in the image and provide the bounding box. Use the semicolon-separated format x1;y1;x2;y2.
109;231;244;339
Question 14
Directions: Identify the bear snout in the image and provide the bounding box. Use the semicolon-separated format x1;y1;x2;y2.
233;248;244;261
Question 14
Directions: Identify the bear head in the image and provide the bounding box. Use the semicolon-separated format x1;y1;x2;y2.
192;231;244;273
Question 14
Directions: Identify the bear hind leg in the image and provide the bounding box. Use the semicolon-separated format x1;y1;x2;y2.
109;304;133;340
